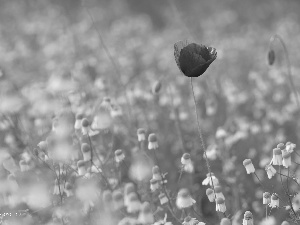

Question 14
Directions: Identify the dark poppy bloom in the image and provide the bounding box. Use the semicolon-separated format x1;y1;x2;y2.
174;40;217;77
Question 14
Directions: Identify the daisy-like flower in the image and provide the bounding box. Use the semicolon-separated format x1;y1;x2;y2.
152;165;163;181
174;40;217;77
112;190;124;210
77;160;87;176
137;128;146;142
243;211;253;225
265;164;276;179
181;153;194;173
263;192;271;205
150;178;160;192
202;173;219;186
81;118;99;136
124;183;135;207
148;133;158;150
182;216;199;225
138;202;154;224
74;113;83;130
281;221;290;225
176;188;196;209
243;159;255;174
115;149;125;163
269;194;279;208
286;142;296;153
214;186;225;200
64;183;73;197
206;188;215;202
81;143;91;162
272;148;282;165
126;192;141;213
216;197;226;213
282;152;291;168
159;192;169;205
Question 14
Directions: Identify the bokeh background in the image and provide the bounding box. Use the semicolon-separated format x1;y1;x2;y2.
1;0;300;224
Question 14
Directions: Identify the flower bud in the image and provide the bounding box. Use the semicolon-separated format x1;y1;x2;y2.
268;49;275;65
152;81;162;94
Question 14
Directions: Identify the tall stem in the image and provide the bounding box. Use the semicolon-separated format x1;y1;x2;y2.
190;78;217;198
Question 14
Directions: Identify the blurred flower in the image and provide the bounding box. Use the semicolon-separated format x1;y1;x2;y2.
64;182;73;197
176;188;196;209
148;133;158;150
82;118;99;136
129;155;152;181
281;221;290;225
286;142;296;153
74;113;83;130
263;192;271;204
265;164;276;179
152;165;163;181
115;149;125;163
174;40;217;77
112;190;124;210
216;197;226;213
81;143;91;162
159;192;168;205
126;192;141;213
138;202;154;224
272;148;282;165
243;211;253;225
102;190;113;211
243;159;255;174
150;178;160;192
137;128;146;142
19;159;30;172
216;128;227;139
77;160;87;176
259;216;276;225
118;217;137;225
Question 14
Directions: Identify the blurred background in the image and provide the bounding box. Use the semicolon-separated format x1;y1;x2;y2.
1;0;300;224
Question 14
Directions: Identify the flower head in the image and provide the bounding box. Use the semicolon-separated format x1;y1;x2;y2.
206;188;215;202
263;192;271;205
137;128;146;142
243;159;255;174
115;149;125;163
174;40;217;77
81;143;91;162
282;152;291;168
265;164;276;179
176;188;196;209
138;202;154;224
216;197;226;213
220;218;231;225
202;172;219;186
269;194;279;208
243;211;253;225
272;148;282;165
148;133;158;150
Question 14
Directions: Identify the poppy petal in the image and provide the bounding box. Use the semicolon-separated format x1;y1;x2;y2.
174;40;190;69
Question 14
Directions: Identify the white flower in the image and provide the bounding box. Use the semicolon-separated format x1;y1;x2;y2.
214;186;225;200
269;194;279;208
216;198;226;213
282;152;291;168
206;188;215;202
138;202;154;224
265;164;276;179
81;143;91;162
115;149;125;163
137;128;146;142
242;211;253;225
126;193;141;213
150;179;160;192
243;159;255;174
263;192;271;205
272;148;282;166
202;173;219;186
159;192;169;205
148;133;158;150
176;189;196;209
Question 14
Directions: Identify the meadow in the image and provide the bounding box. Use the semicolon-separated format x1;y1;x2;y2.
1;0;300;224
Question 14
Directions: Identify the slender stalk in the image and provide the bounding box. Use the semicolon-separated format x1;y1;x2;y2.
190;78;217;198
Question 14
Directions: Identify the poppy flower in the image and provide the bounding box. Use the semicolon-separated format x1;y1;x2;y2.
174;40;217;77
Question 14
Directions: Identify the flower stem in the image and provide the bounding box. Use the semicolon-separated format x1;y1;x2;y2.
190;77;217;198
